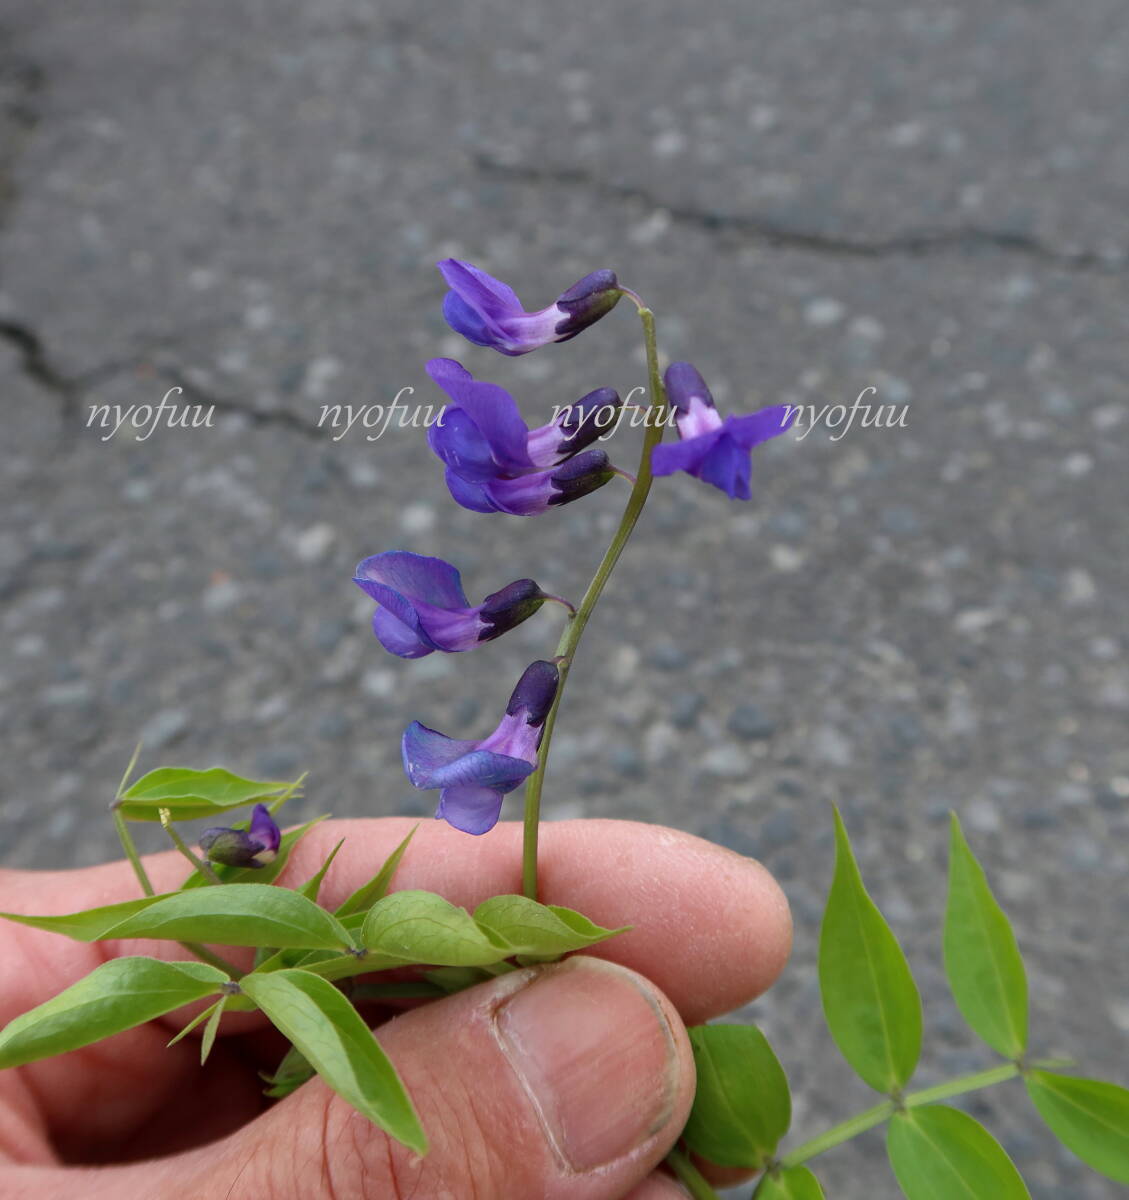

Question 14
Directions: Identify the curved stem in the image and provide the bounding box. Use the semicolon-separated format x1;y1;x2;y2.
521;302;666;899
778;1062;1026;1169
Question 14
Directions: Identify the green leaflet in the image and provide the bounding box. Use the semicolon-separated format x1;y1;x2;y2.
1026;1071;1129;1184
117;766;302;821
472;894;626;960
818;810;922;1093
335;826;418;917
298;839;346;903
1;894;167;941
943;814;1028;1057
106;884;354;950
241;969;426;1153
361;890;509;966
682;1024;791;1169
886;1105;1030;1199
5;884;353;951
755;1165;826;1200
0;957;228;1068
199;994;226;1065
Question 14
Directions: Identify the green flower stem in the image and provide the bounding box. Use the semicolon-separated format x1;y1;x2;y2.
111;801;240;976
112;807;155;898
159;808;223;885
521;299;668;900
666;1148;723;1199
777;1060;1071;1169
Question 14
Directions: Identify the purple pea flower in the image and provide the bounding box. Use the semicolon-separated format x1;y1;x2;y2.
651;362;795;501
439;259;622;355
354;551;554;659
427;358;620;478
402;659;559;834
443;448;615;516
199;803;281;869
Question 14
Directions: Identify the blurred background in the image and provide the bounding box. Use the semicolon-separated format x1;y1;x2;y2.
1;2;1126;1195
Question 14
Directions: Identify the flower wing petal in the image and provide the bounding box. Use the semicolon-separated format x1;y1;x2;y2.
725;405;795;449
435;786;506;835
401;721;482;788
697;432;753;500
651;430;718;477
373;607;434;658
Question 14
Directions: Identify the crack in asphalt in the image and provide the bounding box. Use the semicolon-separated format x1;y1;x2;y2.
159;368;329;440
0;318;333;446
473;153;1125;274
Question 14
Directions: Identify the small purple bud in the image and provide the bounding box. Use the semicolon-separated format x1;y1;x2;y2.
504;659;560;726
199;803;281;869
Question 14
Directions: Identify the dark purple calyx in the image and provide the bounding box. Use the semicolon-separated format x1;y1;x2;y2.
505;659;560;727
547;448;614;506
554;270;622;338
478;579;547;641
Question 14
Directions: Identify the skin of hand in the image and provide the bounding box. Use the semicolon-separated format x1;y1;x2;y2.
0;817;791;1199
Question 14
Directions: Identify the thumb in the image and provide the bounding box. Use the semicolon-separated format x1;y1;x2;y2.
190;956;692;1199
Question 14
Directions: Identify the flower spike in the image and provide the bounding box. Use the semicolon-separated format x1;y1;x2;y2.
438;259;622;355
354;552;554;658
402;660;560;835
651;362;794;500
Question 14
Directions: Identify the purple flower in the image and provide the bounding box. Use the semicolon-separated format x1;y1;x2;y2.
402;660;559;834
427;358;620;478
439;259;622;355
651;362;794;500
354;551;551;658
199;804;281;869
444;448;615;516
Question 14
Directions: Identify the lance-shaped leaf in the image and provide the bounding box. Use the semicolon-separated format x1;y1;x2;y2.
0;957;228;1068
755;1166;826;1200
361;890;509;966
180;816;326;890
335;826;417;917
472;895;626;960
298;840;346;903
104;884;354;950
819;809;922;1093
682;1024;791;1169
887;1105;1030;1199
199;995;226;1065
944;814;1028;1058
117;767;301;822
1;894;167;941
241;969;426;1154
1025;1071;1129;1184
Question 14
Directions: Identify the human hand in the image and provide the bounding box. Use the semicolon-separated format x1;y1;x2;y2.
0;817;791;1199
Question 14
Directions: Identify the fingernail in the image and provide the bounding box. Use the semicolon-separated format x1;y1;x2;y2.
494;956;681;1172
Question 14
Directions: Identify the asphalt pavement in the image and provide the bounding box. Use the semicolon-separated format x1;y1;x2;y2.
1;3;1126;1196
